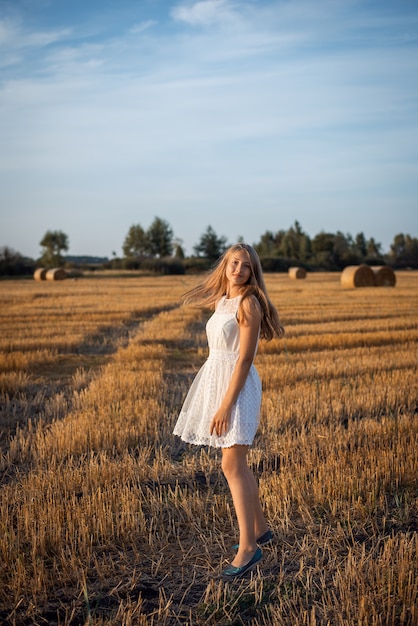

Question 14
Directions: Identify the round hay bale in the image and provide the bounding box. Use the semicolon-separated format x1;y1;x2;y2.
371;266;396;287
46;268;67;281
341;264;376;288
34;267;47;281
288;266;307;279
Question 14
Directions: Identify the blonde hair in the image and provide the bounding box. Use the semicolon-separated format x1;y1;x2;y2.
183;243;284;341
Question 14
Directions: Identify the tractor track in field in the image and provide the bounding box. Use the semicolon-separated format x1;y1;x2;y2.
0;303;181;465
0;304;220;626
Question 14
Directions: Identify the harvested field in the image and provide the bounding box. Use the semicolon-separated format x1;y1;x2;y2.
0;272;417;625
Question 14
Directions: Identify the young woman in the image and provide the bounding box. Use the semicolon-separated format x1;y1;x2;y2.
173;243;284;578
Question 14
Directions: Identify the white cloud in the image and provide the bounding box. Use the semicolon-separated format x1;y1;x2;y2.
171;0;239;26
42;43;105;74
0;53;21;68
1;0;417;257
0;18;17;45
0;15;71;52
129;20;157;35
23;28;72;48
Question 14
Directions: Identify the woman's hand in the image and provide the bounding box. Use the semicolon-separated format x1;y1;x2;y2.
210;406;232;437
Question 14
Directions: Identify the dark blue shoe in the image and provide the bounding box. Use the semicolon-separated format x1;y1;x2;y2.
222;547;263;579
232;529;273;551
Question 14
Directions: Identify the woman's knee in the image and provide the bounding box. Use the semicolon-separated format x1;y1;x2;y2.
221;446;248;478
221;453;234;478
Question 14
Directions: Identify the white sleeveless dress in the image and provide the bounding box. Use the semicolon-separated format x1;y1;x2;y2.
173;295;262;448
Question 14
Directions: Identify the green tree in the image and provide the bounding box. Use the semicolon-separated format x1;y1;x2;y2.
366;237;382;259
0;246;34;276
389;233;418;267
277;221;311;261
254;222;310;261
123;224;148;258
39;230;69;267
310;231;336;269
254;231;277;257
193;225;228;261
173;238;185;259
146;217;174;258
333;231;359;267
354;232;368;258
390;233;407;260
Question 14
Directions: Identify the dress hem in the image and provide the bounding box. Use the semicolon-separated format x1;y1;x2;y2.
174;434;254;449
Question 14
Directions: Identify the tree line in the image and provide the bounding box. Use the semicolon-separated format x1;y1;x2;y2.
1;217;418;276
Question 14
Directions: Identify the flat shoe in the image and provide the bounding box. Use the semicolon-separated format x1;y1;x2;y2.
222;547;263;579
232;529;273;551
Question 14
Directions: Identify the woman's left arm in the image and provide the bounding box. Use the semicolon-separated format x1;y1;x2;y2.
210;297;261;437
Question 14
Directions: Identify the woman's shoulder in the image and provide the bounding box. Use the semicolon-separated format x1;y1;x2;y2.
239;294;261;322
243;293;261;309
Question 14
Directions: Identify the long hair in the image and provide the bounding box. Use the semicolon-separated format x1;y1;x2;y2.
183;243;284;340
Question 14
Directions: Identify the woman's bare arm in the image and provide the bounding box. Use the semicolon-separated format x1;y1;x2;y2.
210;296;261;437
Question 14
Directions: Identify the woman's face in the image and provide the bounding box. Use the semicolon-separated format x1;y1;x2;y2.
225;249;252;292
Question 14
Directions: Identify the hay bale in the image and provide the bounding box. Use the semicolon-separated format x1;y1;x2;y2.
371;266;396;287
46;268;67;281
288;266;307;279
34;268;47;281
341;264;376;288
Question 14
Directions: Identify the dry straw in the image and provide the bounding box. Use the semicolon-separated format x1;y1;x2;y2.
288;267;307;279
372;265;397;287
34;267;48;281
341;264;376;288
0;274;417;625
46;268;67;281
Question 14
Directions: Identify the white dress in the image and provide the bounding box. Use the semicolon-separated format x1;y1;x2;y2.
173;295;262;448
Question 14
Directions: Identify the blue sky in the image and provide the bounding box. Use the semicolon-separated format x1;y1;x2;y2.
1;0;417;258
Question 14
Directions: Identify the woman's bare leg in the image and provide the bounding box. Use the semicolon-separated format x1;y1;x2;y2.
221;445;268;567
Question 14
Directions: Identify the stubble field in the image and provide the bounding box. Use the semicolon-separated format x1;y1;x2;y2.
0;272;417;626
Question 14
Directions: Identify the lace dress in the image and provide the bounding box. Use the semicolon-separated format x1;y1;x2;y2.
173;295;262;448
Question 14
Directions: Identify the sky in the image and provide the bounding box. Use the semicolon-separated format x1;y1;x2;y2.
1;0;417;259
